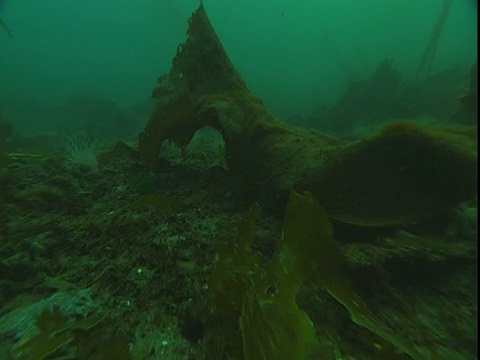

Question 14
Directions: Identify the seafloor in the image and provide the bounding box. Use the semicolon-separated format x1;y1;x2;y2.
0;128;477;360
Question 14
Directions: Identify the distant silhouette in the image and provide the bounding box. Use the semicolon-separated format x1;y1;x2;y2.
414;0;453;81
0;17;12;37
0;0;13;38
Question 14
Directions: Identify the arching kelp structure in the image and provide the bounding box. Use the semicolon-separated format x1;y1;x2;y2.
101;2;476;227
139;4;476;225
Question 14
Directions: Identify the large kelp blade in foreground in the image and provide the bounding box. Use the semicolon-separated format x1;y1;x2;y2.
139;3;476;226
209;201;322;360
209;191;427;359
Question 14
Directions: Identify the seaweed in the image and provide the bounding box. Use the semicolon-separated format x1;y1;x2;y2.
121;193;185;214
10;308;128;360
96;141;141;169
209;190;431;359
208;200;323;359
306;120;477;226
131;3;476;227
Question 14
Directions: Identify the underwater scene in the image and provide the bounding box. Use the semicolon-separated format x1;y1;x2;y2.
0;0;477;359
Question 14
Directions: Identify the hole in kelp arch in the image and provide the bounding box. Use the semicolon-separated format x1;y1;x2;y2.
160;126;227;171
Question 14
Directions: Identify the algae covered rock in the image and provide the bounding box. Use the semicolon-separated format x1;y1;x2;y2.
301;121;477;226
